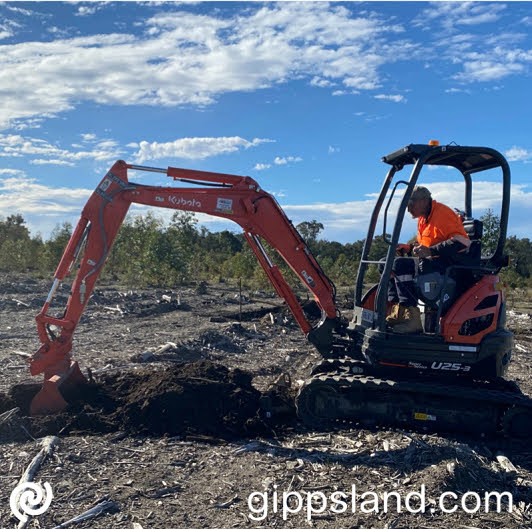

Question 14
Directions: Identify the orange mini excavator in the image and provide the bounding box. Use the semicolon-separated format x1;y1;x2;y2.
28;143;532;437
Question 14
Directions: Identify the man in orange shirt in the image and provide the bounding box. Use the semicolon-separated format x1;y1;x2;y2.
387;186;471;333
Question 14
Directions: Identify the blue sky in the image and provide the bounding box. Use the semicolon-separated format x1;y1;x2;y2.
0;1;531;244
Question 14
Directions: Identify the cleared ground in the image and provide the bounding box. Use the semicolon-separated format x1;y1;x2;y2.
1;275;531;529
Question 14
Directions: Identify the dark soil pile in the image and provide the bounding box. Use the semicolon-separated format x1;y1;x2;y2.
0;361;264;440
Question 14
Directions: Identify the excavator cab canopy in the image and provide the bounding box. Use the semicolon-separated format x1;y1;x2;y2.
378;143;510;255
354;142;511;333
381;143;508;175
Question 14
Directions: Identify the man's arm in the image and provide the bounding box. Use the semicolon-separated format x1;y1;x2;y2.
413;235;470;259
429;235;470;257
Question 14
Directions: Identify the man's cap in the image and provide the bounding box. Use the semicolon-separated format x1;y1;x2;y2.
409;186;431;202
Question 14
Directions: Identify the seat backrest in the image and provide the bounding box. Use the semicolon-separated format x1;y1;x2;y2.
462;218;483;264
462;218;483;241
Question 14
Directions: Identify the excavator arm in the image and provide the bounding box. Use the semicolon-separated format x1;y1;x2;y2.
29;160;342;414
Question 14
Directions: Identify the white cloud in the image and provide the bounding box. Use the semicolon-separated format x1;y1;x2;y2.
0;168;24;176
455;58;525;82
133;137;273;163
415;2;506;32
0;15;22;41
0;172;92;237
445;87;471;94
374;94;406;103
434;33;476;54
274;156;302;165
505;146;532;162
0;3;416;129
9;118;44;131
0;28;13;40
418;5;531;85
30;159;76;166
280;180;532;243
310;77;335;88
0;174;91;211
254;163;271;171
4;5;36;17
328;146;340;154
76;5;101;17
0;133;123;162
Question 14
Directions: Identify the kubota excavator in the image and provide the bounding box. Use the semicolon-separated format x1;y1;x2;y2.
28;142;532;437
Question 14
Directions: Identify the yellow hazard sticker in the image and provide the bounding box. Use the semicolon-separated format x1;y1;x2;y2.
414;412;437;421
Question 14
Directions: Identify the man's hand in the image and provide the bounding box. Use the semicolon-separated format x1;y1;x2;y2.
412;243;432;258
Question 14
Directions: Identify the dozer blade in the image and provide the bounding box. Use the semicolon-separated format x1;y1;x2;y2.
30;361;87;416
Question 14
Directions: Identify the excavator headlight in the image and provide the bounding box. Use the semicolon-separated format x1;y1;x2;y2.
429;140;440;146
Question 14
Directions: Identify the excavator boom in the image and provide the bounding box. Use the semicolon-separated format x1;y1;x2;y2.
29;160;339;414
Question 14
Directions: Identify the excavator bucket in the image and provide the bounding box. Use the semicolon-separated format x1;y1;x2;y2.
30;361;87;416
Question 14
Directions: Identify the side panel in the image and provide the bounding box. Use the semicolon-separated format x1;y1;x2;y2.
440;275;503;344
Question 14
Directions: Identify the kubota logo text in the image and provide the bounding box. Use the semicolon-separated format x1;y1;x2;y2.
169;196;202;208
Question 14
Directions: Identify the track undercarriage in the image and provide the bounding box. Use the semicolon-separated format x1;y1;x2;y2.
296;356;532;438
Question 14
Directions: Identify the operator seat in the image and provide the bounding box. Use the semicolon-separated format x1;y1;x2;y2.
415;217;484;331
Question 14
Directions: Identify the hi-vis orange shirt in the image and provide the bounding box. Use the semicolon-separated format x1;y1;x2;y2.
417;200;470;249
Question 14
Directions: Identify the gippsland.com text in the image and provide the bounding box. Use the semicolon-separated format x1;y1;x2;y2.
247;484;513;521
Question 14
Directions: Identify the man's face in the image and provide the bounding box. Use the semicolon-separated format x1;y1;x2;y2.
408;197;428;219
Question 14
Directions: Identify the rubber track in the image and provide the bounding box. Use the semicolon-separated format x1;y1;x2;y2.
296;370;532;436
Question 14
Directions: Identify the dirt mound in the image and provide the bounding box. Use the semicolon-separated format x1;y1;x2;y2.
0;361;265;440
110;361;260;436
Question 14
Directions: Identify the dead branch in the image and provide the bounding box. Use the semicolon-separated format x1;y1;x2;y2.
18;436;59;488
12;351;32;358
0;407;19;425
12;298;30;307
50;500;119;529
248;297;285;308
155;342;177;354
16;436;59;529
396;429;429;448
104;305;123;315
496;454;518;474
153;486;181;499
214;495;238;509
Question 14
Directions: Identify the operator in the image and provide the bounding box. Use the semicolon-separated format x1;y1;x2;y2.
386;185;471;333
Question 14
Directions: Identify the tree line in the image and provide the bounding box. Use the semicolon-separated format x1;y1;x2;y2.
0;210;531;291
